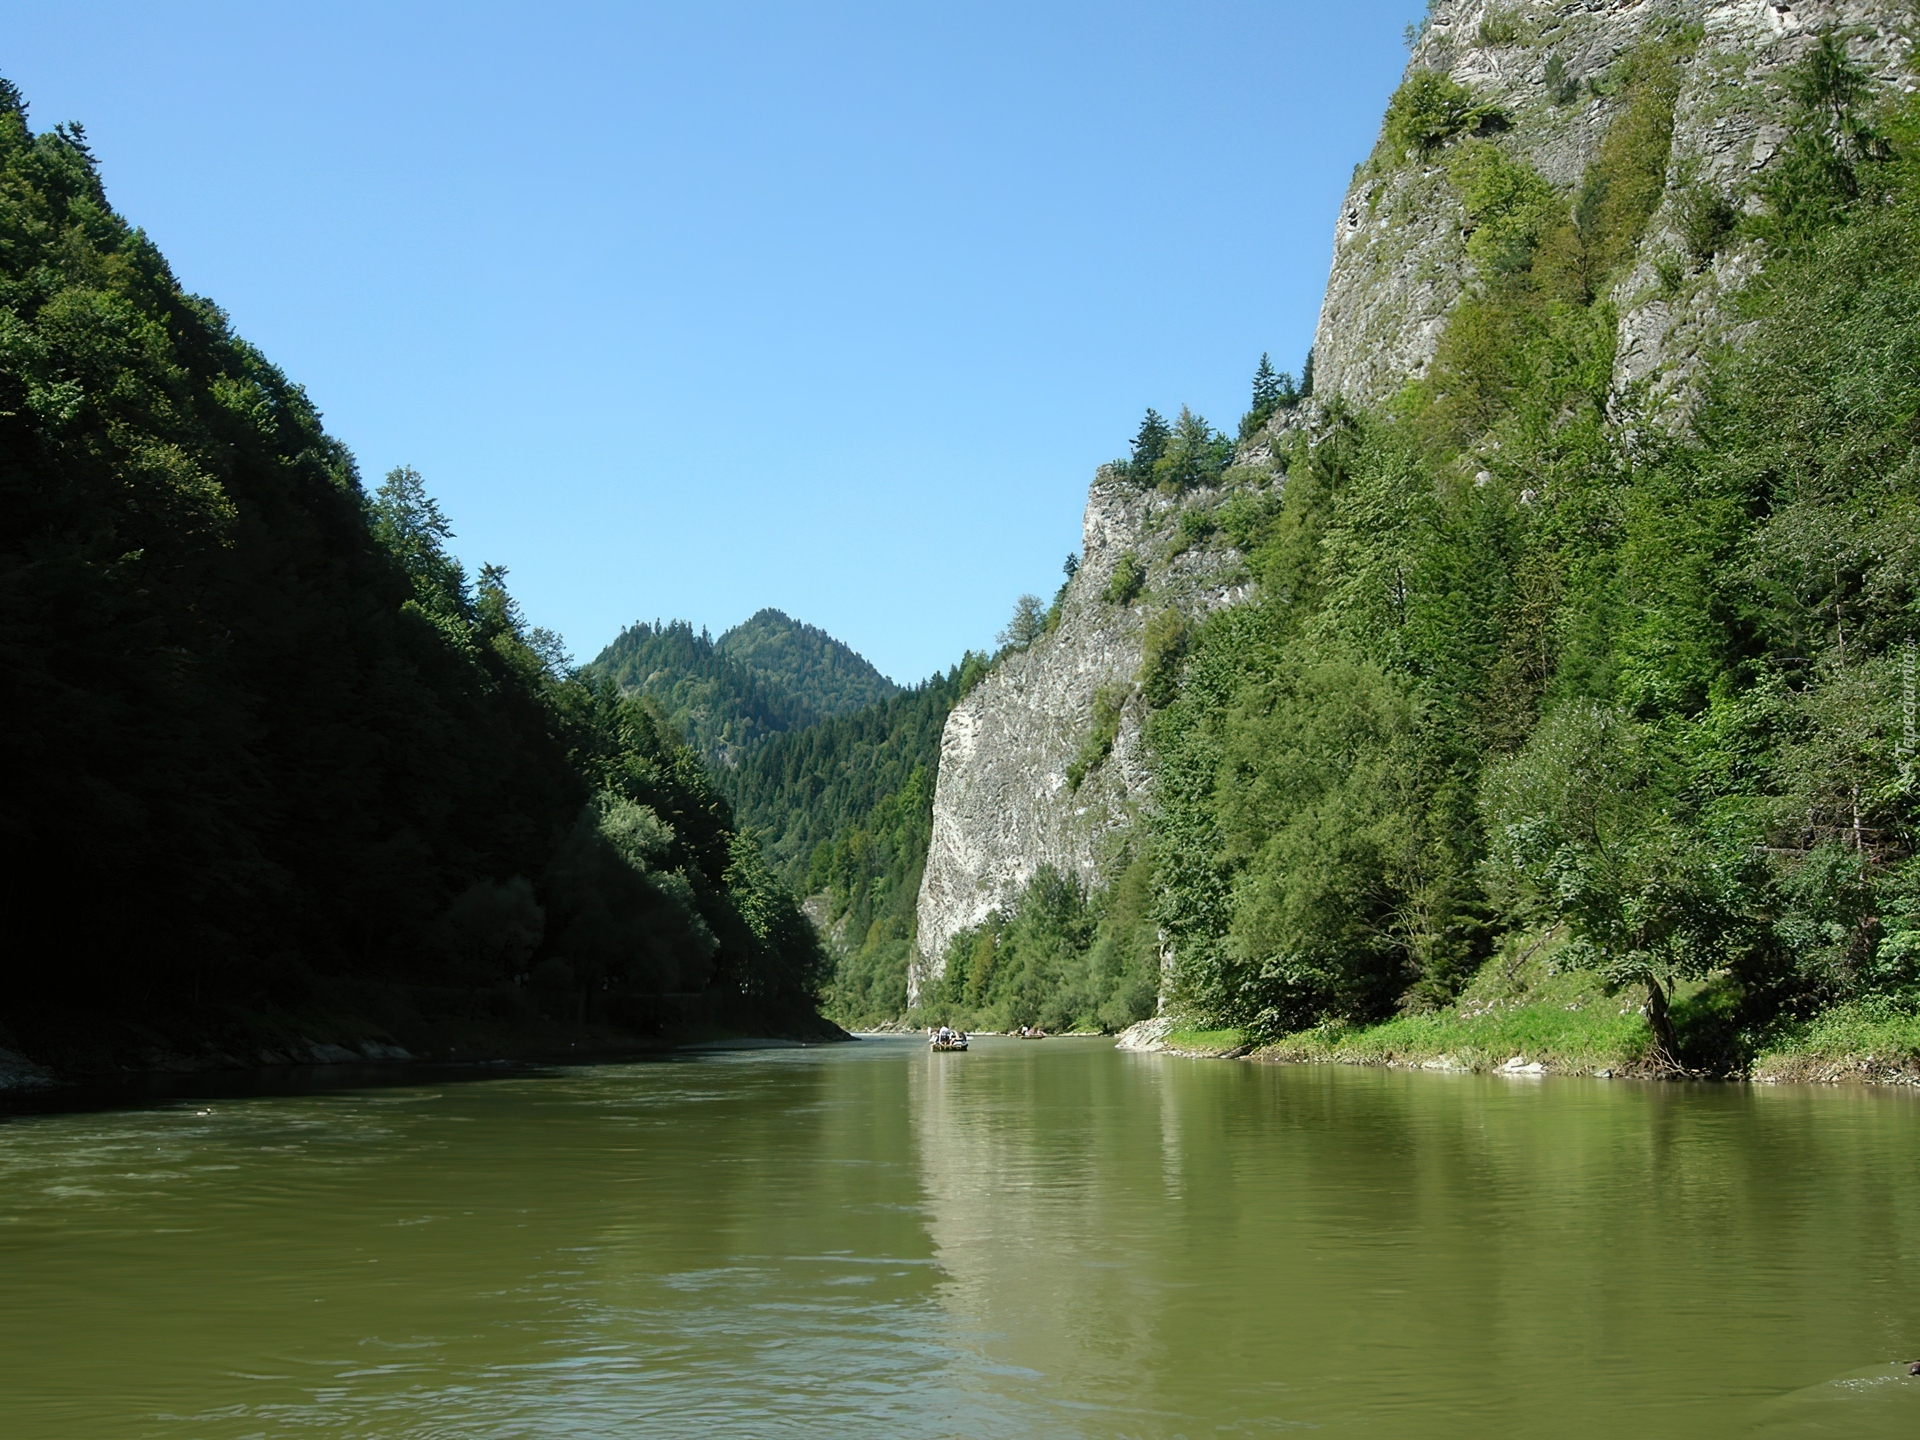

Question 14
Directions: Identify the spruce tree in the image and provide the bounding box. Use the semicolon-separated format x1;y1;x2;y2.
1129;409;1170;478
1241;352;1301;439
1252;353;1281;411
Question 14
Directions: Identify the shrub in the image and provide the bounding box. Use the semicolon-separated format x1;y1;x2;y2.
1213;488;1282;551
1382;73;1505;156
1445;140;1559;276
1139;610;1192;708
1105;551;1145;605
1478;8;1528;46
1544;54;1579;105
1674;181;1737;264
1066;686;1127;790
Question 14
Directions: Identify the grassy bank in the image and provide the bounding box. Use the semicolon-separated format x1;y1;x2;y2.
1154;931;1920;1086
1256;1003;1649;1075
1253;933;1659;1075
1751;1000;1920;1085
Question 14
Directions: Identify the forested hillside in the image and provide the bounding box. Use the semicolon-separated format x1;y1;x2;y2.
1141;36;1920;1067
0;80;825;1069
903;34;1920;1074
719;660;983;1023
716;608;899;717
591;619;815;764
590;609;897;766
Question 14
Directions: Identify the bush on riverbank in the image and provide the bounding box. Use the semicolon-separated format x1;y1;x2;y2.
1247;936;1656;1072
1161;930;1920;1083
1752;998;1920;1084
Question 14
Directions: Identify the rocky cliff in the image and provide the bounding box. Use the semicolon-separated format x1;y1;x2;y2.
912;0;1915;1002
909;472;1261;1001
1314;0;1916;414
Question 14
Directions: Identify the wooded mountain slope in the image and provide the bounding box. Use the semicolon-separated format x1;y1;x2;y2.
719;664;982;1023
902;29;1920;1075
1140;35;1920;1066
591;619;815;765
0;81;823;1066
590;609;897;766
717;608;899;718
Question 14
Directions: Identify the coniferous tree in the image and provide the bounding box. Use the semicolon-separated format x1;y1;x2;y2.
1252;353;1282;411
1128;409;1171;478
1241;353;1300;439
1156;407;1232;490
1299;346;1315;398
1764;33;1883;238
998;594;1048;650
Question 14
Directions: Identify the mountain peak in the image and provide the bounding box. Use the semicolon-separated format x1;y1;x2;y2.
716;609;898;718
590;609;898;765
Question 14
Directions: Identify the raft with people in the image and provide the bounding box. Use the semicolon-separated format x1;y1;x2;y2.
928;1026;969;1051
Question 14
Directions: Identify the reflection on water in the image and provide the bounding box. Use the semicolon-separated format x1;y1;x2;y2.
2;1038;1918;1436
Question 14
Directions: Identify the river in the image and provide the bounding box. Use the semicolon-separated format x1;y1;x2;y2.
3;1036;1918;1437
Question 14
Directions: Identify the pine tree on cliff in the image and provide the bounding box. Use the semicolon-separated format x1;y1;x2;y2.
1252;353;1282;411
1129;409;1170;478
1241;353;1300;439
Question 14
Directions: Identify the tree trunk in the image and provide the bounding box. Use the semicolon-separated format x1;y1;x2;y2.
1645;978;1682;1075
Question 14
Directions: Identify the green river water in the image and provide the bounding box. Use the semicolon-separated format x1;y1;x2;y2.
4;1035;1919;1437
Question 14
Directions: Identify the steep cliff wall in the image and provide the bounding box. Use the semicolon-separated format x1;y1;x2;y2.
909;473;1261;1001
912;0;1915;1004
1313;0;1916;413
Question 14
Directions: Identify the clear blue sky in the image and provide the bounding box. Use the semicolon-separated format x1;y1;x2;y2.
7;1;1419;684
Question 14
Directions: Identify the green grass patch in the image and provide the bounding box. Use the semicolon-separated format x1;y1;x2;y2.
1253;931;1653;1074
1752;999;1920;1082
1164;1027;1248;1053
1260;1002;1650;1073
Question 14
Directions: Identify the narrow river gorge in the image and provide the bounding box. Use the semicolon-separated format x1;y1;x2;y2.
3;1040;1918;1437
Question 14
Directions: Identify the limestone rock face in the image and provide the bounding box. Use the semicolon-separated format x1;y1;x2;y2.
912;0;1916;1005
910;474;1258;1002
1312;0;1916;416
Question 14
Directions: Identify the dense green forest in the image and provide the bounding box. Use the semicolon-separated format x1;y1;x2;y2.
903;37;1920;1071
1139;37;1920;1066
589;608;897;765
717;607;900;717
590;619;816;764
0;79;825;1065
720;660;985;1024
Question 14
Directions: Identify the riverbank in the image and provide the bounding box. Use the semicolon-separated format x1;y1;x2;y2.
1118;939;1920;1087
0;989;849;1095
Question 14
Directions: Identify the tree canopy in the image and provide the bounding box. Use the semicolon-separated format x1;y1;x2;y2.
0;79;824;1059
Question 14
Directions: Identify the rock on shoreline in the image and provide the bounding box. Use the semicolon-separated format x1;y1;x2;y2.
0;1048;56;1093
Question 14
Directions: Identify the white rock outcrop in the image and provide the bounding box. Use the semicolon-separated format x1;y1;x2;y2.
910;474;1258;1001
1312;0;1915;417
